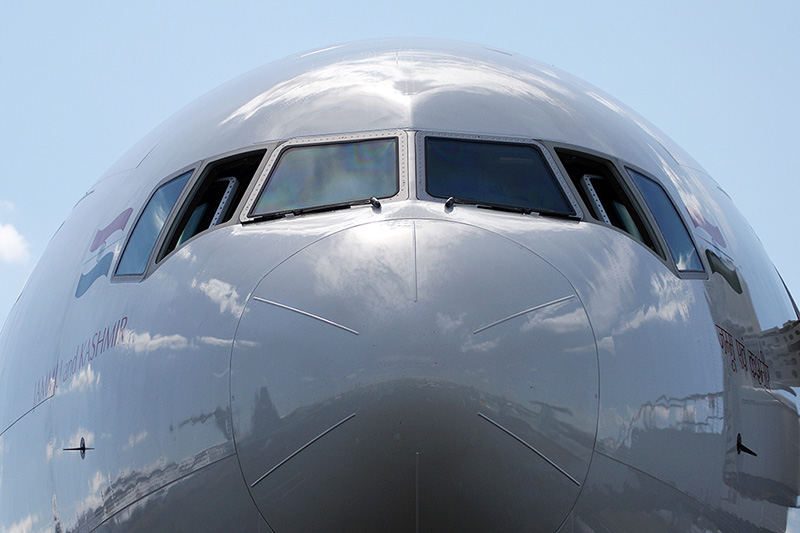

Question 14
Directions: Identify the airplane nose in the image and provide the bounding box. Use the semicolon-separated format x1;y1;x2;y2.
231;219;598;531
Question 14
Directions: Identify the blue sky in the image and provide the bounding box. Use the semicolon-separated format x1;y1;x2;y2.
1;1;799;327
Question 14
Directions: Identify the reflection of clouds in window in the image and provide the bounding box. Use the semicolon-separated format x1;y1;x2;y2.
629;169;703;272
153;203;168;229
117;172;190;276
675;251;695;272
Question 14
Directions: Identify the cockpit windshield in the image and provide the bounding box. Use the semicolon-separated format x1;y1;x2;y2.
425;137;574;216
250;138;398;217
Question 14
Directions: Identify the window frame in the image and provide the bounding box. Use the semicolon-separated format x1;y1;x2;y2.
625;165;707;277
549;144;664;258
546;142;707;278
415;131;583;218
113;164;197;281
156;147;270;264
239;130;409;223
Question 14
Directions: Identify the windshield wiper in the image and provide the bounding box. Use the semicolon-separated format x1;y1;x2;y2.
476;203;532;215
245;198;381;225
445;196;532;214
445;196;530;213
245;205;351;225
535;209;581;221
444;196;578;220
244;211;289;224
291;203;351;216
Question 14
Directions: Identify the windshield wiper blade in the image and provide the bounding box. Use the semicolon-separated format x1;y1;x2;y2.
476;203;532;215
444;196;578;219
534;209;581;221
244;211;289;224
291;203;351;216
245;203;354;224
290;196;384;215
445;197;531;214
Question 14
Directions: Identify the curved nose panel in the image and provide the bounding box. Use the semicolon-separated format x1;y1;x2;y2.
231;220;598;531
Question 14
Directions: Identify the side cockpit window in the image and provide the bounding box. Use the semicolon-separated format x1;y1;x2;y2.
159;150;265;260
116;171;192;276
556;149;658;254
628;168;704;272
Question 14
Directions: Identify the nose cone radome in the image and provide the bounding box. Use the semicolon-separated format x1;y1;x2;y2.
231;219;598;531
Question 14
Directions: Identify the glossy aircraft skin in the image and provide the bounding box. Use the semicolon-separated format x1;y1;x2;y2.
1;39;798;532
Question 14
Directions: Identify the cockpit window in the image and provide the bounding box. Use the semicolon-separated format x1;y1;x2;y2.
116;171;191;276
425;137;574;216
159;150;265;261
628;169;704;272
556;149;658;254
250;138;398;217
